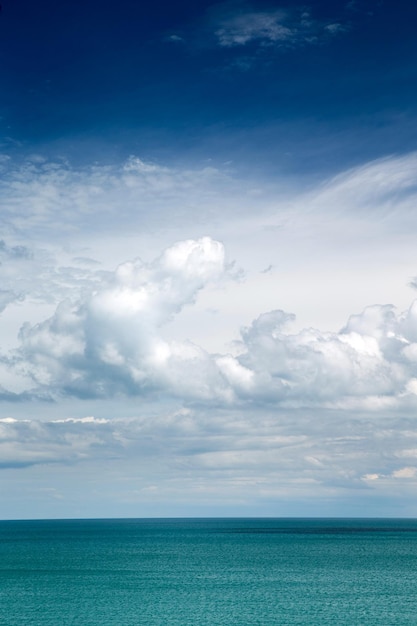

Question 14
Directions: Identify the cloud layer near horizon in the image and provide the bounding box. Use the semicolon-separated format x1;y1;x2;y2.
2;409;417;516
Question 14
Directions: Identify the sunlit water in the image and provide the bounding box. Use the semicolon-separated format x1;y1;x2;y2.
1;518;417;625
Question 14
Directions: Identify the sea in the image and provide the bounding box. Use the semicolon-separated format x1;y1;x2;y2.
0;518;417;625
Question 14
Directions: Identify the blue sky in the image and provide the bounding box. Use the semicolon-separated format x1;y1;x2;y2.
3;0;417;173
2;0;417;519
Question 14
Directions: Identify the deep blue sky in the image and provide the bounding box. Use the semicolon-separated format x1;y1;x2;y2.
2;0;417;175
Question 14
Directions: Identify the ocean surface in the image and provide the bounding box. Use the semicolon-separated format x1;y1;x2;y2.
1;518;417;625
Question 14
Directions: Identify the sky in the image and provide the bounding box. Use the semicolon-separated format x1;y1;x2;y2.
1;0;417;519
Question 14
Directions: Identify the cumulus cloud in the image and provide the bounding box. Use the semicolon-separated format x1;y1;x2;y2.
213;302;417;408
15;237;231;399
7;233;417;412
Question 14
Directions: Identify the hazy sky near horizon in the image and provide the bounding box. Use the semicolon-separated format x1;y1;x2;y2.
2;0;417;518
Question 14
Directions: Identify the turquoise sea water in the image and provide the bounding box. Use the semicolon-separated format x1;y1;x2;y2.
1;518;417;625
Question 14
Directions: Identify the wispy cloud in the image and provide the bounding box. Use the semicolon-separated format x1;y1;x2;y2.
309;152;417;217
0;155;248;241
210;4;347;49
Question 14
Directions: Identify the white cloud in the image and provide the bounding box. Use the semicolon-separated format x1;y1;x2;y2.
224;302;417;407
0;289;24;313
0;415;120;468
212;5;346;48
215;10;293;47
392;467;417;479
2;408;417;516
3;151;417;413
0;155;246;243
310;152;417;218
6;232;417;413
362;473;380;481
166;34;185;43
14;237;231;400
0;241;107;315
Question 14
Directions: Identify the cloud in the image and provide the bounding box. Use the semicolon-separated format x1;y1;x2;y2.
0;153;256;317
0;289;24;313
0;154;247;242
2;409;417;514
215;9;293;47
166;34;185;43
310;152;417;218
0;416;117;468
0;237;109;316
0;240;32;260
7;232;417;412
14;237;231;400
392;466;417;479
4;151;417;262
229;305;411;407
211;4;347;49
0;240;33;310
3;151;417;412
